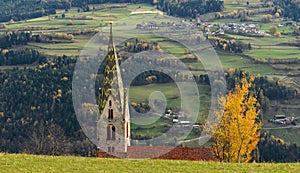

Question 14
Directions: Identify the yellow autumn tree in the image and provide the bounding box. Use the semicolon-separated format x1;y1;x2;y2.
223;43;227;51
269;26;278;35
261;14;272;23
212;76;262;163
296;26;300;35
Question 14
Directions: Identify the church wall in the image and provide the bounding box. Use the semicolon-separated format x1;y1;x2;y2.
97;96;127;153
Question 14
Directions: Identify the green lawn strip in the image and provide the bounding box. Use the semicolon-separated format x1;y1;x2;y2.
246;48;300;59
1;153;300;173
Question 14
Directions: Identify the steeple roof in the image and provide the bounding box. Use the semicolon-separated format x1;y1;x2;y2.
99;22;124;115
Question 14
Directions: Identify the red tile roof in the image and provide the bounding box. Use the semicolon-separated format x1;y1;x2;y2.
97;146;218;161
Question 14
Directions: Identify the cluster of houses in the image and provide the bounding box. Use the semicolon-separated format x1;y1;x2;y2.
164;111;298;127
136;21;159;30
269;115;297;125
163;109;200;129
218;23;268;36
278;21;297;27
136;19;273;38
136;20;188;30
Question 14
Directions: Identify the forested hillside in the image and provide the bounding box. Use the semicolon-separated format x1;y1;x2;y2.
273;0;300;21
157;0;224;18
0;0;56;22
0;0;92;22
0;56;98;156
0;0;224;22
259;132;300;162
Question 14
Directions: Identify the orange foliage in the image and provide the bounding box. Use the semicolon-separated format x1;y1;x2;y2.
1;49;9;54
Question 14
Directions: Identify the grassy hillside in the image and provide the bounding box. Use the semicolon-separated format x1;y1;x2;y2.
1;153;300;173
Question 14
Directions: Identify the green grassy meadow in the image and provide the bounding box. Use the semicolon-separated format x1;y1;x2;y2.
246;48;300;59
129;83;211;142
1;153;300;173
217;51;277;74
129;83;182;109
129;83;211;120
223;0;262;12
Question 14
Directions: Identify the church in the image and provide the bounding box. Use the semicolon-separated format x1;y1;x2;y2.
96;22;216;161
97;21;130;158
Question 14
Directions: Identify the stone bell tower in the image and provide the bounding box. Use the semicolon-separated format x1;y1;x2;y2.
97;22;130;157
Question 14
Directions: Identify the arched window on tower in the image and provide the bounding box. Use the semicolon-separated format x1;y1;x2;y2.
109;100;112;107
107;125;111;140
112;125;116;140
107;124;116;140
108;109;113;120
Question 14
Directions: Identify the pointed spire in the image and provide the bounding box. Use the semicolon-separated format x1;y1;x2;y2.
108;21;114;51
99;21;124;116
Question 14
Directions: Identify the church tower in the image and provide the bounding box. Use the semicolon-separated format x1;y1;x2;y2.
97;22;130;157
